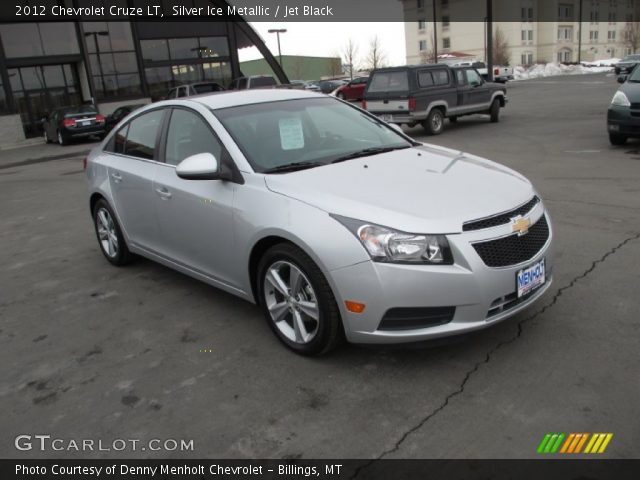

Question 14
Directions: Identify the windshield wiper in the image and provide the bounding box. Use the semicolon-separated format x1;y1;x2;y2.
262;161;324;174
330;145;411;164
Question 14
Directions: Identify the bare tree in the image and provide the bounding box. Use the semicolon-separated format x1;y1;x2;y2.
365;35;387;70
622;22;640;54
341;38;359;80
492;26;510;65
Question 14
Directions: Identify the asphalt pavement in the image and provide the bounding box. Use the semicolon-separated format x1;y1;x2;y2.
1;73;639;461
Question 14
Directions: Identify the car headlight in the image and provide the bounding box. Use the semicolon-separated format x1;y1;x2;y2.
331;215;453;265
612;91;631;107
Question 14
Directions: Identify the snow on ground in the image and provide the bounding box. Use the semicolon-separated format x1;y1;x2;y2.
513;60;618;81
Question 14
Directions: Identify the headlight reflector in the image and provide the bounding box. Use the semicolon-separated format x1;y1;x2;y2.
612;91;631;107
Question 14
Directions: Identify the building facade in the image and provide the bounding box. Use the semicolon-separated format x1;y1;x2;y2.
404;0;640;66
0;0;286;147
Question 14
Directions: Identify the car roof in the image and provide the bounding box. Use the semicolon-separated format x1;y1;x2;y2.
175;89;327;109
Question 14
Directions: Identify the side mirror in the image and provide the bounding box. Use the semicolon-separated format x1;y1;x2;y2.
176;152;219;180
617;74;628;84
388;123;404;134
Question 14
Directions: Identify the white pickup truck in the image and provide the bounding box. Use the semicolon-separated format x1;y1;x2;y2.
453;62;514;83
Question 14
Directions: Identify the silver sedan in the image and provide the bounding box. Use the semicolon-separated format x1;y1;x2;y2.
85;90;553;355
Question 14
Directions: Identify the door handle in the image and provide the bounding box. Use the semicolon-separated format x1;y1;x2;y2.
110;172;122;183
155;187;172;199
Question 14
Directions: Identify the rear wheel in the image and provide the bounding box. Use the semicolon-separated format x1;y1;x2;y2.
490;99;501;123
609;133;628;145
336;92;345;100
257;243;344;356
92;199;133;266
423;109;445;135
44;130;51;144
57;130;68;146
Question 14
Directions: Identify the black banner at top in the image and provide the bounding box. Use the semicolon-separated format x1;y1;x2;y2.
2;0;639;23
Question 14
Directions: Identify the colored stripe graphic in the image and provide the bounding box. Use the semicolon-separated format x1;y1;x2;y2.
539;433;613;454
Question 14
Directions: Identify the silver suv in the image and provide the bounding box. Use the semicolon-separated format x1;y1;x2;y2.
85;90;553;355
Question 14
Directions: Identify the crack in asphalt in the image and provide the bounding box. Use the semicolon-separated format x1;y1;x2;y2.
351;232;640;479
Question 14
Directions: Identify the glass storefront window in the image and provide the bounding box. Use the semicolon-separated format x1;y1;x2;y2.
39;23;80;56
0;23;79;58
141;39;170;62
198;37;230;58
144;66;173;100
42;65;67;88
168;38;199;60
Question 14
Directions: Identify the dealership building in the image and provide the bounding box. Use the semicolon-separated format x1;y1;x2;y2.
0;0;286;148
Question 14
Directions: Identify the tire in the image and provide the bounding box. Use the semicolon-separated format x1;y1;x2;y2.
257;243;344;356
44;130;51;144
92;199;133;266
57;130;68;146
423;108;445;135
490;99;501;123
449;116;458;123
609;133;627;145
336;92;345;100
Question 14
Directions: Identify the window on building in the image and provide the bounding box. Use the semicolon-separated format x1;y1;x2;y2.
0;22;80;58
442;15;450;27
521;7;534;22
608;30;617;40
419;40;428;51
521;52;534;65
529;30;534;41
557;49;572;62
590;30;600;40
590;10;600;23
558;4;574;21
418;19;426;30
84;22;142;99
558;27;574;41
443;37;451;49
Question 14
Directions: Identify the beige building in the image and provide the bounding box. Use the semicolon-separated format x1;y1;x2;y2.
404;0;640;66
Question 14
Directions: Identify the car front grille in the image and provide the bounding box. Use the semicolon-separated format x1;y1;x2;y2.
463;196;540;232
378;307;455;331
472;214;550;268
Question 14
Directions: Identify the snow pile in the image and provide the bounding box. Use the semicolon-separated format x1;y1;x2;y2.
513;61;616;81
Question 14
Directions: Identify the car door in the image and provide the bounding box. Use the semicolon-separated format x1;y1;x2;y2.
152;106;237;287
454;68;471;108
465;68;491;106
106;108;166;253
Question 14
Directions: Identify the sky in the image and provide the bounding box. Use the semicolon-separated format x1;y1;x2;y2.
243;22;407;68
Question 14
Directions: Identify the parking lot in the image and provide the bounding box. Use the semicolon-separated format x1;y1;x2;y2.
1;73;639;460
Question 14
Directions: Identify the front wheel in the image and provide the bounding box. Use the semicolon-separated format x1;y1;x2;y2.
92;199;133;266
609;133;628;145
490;99;501;123
423;109;445;135
257;243;344;356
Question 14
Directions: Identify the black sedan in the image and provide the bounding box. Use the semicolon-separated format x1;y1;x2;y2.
105;104;145;133
614;54;640;75
43;105;106;146
607;69;640;145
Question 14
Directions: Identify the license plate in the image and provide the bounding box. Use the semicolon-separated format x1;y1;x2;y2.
81;120;91;126
516;258;546;298
379;114;393;122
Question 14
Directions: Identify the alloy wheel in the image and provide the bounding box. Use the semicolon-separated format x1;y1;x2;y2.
96;207;118;258
432;113;443;132
263;261;320;344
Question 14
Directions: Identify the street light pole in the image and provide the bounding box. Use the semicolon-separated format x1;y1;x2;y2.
268;28;287;66
84;31;109;97
432;0;438;63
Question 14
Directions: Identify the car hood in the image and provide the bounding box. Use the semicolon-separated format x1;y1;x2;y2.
619;81;640;101
264;144;534;234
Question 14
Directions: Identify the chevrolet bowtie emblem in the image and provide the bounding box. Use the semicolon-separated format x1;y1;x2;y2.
512;216;531;236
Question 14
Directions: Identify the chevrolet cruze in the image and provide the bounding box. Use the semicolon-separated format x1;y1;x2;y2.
85;90;553;355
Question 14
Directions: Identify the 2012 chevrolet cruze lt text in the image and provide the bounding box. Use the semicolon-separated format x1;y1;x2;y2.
85;90;553;355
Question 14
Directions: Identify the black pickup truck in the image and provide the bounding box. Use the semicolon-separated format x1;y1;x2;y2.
363;64;508;135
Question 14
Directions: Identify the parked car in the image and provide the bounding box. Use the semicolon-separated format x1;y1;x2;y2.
318;79;346;94
86;90;552;355
167;82;225;99
451;62;513;83
334;76;369;101
228;75;278;90
43;105;106;146
105;104;145;133
614;55;640;75
364;64;507;134
607;68;640;144
304;81;321;92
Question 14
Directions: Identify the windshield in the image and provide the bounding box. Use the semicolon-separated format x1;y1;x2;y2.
213;97;412;173
628;66;640;81
623;55;640;61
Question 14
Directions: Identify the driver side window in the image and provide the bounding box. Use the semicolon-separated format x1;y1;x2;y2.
465;69;482;86
165;109;222;167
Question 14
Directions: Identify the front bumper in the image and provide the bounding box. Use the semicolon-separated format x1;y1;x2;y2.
607;105;640;136
330;205;554;344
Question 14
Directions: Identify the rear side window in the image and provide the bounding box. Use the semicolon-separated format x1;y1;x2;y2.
456;70;465;85
123;109;164;160
432;69;450;85
418;71;434;87
368;71;409;92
